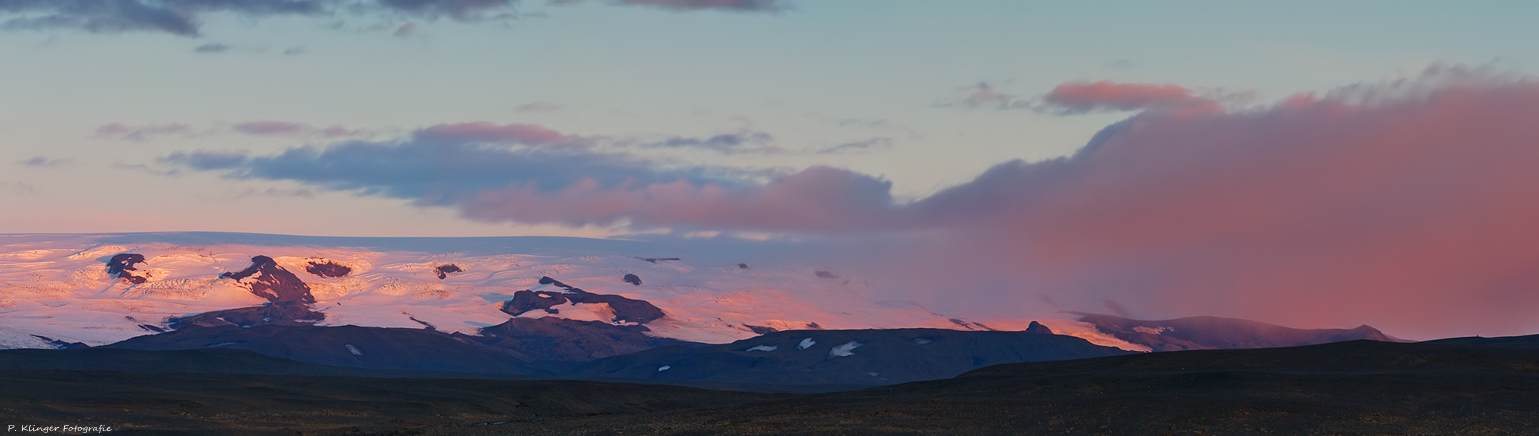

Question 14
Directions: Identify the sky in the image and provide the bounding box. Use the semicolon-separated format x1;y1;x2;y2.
4;0;1539;338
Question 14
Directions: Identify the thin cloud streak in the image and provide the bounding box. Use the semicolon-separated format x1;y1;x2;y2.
0;0;783;37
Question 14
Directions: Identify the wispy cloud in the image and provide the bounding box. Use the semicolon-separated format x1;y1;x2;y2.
231;121;361;137
817;137;892;154
192;42;231;53
514;101;563;113
0;0;519;37
16;156;71;168
95;122;197;141
97;121;367;141
639;131;778;154
941;82;1032;110
0;0;784;37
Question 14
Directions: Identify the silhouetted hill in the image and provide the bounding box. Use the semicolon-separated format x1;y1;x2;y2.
462;317;701;361
560;328;1133;390
469;335;1539;435
105;325;532;373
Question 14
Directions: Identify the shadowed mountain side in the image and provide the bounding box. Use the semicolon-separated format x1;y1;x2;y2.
167;303;324;329
560;328;1133;390
105;325;532;374
462;337;1539;436
0;348;382;376
0;372;781;436
1075;312;1395;351
463;317;702;362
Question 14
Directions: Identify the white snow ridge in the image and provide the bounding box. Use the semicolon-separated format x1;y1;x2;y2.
829;341;862;357
746;345;777;352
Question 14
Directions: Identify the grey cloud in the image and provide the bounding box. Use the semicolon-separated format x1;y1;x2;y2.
160;136;744;206
192;42;230;53
641;131;777;154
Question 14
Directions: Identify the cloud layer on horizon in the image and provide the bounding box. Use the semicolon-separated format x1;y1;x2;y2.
157;68;1539;337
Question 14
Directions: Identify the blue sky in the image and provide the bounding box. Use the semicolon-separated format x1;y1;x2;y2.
2;0;1537;236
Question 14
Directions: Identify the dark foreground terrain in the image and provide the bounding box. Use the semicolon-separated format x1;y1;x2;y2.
3;336;1539;435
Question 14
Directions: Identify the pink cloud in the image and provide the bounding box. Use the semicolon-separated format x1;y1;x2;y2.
903;70;1539;338
1041;81;1210;113
414;122;571;146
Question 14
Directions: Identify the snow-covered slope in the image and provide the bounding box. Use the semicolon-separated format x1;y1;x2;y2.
0;232;1144;350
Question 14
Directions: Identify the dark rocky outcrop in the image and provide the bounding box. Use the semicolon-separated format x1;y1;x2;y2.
635;257;681;264
304;260;352;278
171;255;324;329
106;253;148;284
1075;313;1396;352
738;263;749;269
569;292;665;324
500;290;569;316
465;317;700;362
500;276;665;324
1023;321;1054;335
743;324;778;334
220;255;316;304
814;271;838;279
31;335;89;350
622;273;642;286
434;264;463;280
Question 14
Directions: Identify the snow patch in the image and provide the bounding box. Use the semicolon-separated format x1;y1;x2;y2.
657;365;671;372
1134;326;1172;335
346;344;363;356
829;341;862;357
745;344;777;352
913;338;931;344
796;338;815;350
